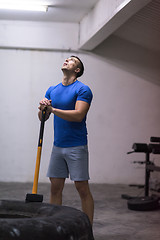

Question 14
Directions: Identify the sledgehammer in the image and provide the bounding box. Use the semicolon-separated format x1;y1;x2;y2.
25;108;46;203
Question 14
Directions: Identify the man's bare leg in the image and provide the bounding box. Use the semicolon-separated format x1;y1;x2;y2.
49;177;65;205
75;180;94;225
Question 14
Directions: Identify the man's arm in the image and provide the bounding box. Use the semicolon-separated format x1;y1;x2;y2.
47;100;90;122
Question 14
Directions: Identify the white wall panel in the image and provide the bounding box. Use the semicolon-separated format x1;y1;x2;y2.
0;20;79;50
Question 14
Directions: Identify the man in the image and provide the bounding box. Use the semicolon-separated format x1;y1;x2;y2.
38;56;94;224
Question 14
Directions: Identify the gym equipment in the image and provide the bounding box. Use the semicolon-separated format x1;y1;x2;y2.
128;195;159;211
25;109;46;203
124;137;160;211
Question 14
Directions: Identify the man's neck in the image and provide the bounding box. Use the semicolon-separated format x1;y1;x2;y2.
62;75;77;86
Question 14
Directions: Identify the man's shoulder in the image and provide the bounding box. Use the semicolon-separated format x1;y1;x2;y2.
47;83;61;91
76;80;91;91
76;81;93;104
76;81;92;95
45;83;61;99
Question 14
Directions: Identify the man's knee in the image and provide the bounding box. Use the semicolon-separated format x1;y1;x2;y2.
50;178;65;195
75;181;90;199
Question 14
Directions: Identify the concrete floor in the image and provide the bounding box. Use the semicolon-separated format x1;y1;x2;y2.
0;182;160;240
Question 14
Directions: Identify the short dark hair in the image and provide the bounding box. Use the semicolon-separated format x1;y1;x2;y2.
71;55;84;78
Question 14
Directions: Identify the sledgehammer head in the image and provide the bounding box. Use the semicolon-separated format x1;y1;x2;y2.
25;193;43;203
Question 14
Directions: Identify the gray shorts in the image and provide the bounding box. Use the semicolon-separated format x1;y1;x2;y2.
47;145;90;181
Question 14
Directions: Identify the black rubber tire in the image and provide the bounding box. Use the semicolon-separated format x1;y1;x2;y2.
127;196;159;211
0;200;94;240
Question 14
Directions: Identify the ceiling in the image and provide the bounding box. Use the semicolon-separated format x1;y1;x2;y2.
0;0;159;53
0;0;99;22
114;0;160;53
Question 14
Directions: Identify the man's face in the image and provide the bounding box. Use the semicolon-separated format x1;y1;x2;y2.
61;57;80;73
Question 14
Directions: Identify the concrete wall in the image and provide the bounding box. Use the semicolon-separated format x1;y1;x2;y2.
0;23;160;184
91;35;160;184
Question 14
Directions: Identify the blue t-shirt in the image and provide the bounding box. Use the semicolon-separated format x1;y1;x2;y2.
45;80;93;147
